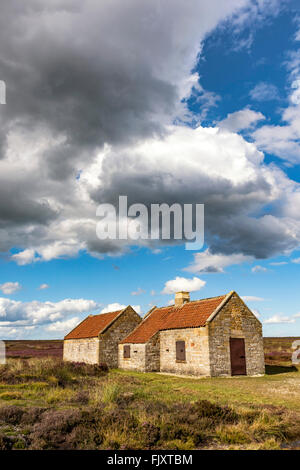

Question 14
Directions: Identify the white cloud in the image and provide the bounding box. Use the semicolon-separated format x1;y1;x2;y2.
249;82;279;101
269;261;288;266
100;303;126;313
100;303;142;315
0;282;22;295
162;276;206;294
251;265;268;273
12;242;82;266
252;47;300;163
11;249;37;266
252;309;261;318
39;283;50;290
242;296;265;302
0;327;18;337
292;257;300;264
218;108;265;132
264;315;295;324
0;297;98;325
131;288;146;296
46;316;80;333
185;249;252;273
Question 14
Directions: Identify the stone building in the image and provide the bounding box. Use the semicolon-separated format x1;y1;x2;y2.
64;306;141;367
119;291;265;377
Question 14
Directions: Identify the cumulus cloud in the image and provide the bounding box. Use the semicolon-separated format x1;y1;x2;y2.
249;82;279;101
241;296;265;301
252;46;300;163
100;303;142;314
0;327;18;337
218;108;265;132
0;282;22;295
46;316;80;333
269;261;288;266
251;309;261;318
264;315;295;324
162;276;206;294
39;283;50;290
131;288;146;296
0;297;98;325
0;0;298;269
185;249;252;273
251;265;268;273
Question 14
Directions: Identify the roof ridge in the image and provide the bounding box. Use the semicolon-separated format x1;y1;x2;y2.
120;293;228;344
92;309;122;318
64;309;124;340
158;294;228;310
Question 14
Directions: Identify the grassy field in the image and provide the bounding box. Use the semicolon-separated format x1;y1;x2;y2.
0;337;299;450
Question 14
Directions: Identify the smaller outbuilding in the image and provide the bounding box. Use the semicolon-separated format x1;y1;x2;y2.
63;306;141;367
119;291;265;377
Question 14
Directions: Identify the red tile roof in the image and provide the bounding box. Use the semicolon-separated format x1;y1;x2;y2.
64;310;122;340
121;295;227;344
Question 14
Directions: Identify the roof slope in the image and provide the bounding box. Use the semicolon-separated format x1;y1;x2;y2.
121;295;227;344
64;310;122;340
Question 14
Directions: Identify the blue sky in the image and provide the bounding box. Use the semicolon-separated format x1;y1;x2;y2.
0;0;300;339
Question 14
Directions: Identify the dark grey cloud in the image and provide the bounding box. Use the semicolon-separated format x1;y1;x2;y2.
0;0;298;265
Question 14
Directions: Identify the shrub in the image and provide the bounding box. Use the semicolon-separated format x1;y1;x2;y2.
0;406;24;425
73;390;89;405
21;407;47;425
140;421;160;447
0;432;13;450
29;409;82;449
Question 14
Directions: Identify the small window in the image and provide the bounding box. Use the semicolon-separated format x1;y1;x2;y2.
176;341;186;361
123;345;130;358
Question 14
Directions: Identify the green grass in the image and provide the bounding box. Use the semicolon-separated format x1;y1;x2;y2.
0;357;299;450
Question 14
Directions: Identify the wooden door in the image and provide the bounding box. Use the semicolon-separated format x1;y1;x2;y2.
230;338;246;376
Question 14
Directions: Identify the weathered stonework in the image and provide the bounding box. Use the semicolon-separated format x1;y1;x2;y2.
100;307;141;368
118;343;146;371
208;293;265;377
160;327;210;376
63;337;99;364
118;292;265;378
63;306;141;367
145;332;160;371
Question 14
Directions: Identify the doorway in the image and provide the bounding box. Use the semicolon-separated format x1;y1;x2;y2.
230;338;246;376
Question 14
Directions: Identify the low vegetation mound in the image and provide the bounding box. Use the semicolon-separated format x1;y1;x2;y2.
0;357;299;450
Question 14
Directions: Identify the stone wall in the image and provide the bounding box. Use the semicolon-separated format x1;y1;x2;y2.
118;343;146;371
63;337;99;364
145;333;160;372
208;293;265;377
100;306;141;368
160;327;211;376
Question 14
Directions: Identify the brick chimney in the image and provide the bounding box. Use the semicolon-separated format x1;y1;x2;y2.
175;291;190;307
